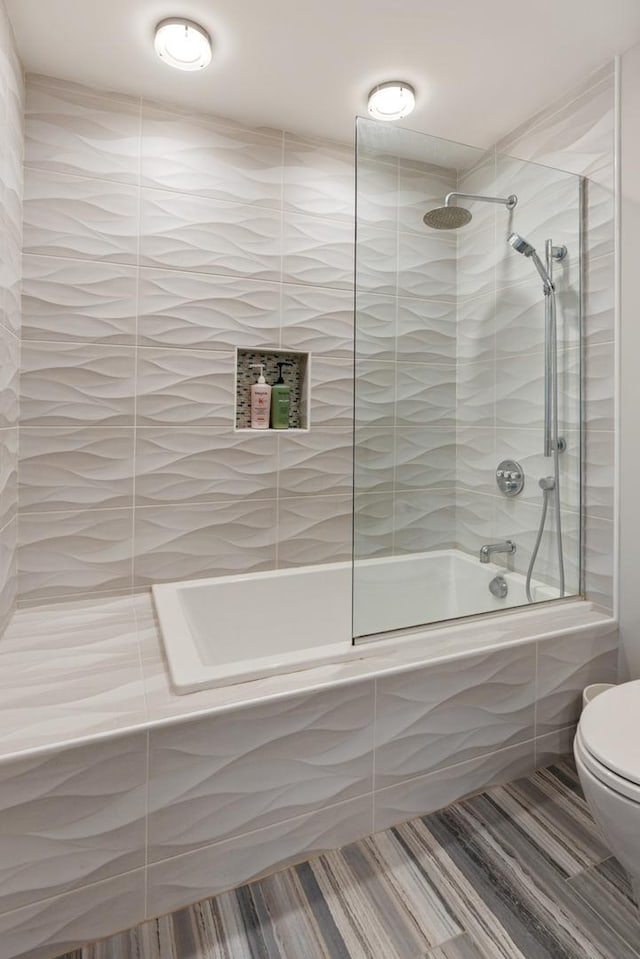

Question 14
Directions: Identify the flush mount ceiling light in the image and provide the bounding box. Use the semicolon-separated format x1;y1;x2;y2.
154;18;212;71
367;81;415;121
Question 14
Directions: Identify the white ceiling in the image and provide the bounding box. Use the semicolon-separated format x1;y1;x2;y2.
7;0;640;148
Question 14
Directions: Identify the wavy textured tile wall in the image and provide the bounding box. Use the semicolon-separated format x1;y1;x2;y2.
24;170;139;263
374;644;537;788
19;508;135;602
140;189;282;279
0;871;145;959
19;427;135;511
138;269;280;351
0;733;147;914
21;343;135;427
135;428;278;505
25;79;141;184
18;65;616;615
495;63;616;610
352;152;460;570
22;255;137;345
0;592;617;959
0;1;23;635
19;77;362;602
277;494;352;566
133;500;278;588
453;64;615;609
146;683;375;860
282;134;354;221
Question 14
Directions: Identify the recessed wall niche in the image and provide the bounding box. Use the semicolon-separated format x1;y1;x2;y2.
235;349;310;431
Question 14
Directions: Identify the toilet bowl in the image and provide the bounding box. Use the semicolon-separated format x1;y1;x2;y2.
574;679;640;899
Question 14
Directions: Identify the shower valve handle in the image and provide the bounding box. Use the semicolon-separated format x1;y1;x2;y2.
496;460;525;496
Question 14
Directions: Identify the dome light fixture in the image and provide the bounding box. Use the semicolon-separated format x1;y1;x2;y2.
367;81;416;121
154;18;212;71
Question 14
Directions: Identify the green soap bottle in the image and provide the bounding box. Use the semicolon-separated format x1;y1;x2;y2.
270;361;293;429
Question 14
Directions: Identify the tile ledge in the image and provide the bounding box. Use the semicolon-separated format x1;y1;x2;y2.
0;592;615;764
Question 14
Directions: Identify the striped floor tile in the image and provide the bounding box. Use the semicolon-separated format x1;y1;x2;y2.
64;760;640;959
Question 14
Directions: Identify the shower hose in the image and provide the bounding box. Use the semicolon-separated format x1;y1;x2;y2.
525;290;565;603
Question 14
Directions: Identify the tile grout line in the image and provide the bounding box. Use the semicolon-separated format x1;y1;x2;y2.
371;678;378;835
533;641;539;768
143;725;150;920
274;130;285;571
129;97;143;597
390;158;400;556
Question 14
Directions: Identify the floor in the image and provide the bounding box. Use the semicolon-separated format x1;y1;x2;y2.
63;758;640;959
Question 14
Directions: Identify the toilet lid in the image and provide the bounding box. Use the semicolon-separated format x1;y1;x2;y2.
579;680;640;787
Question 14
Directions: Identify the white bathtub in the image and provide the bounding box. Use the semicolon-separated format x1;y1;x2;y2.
353;549;557;636
152;549;558;694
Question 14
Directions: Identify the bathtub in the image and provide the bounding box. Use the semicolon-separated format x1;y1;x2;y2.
353;549;558;636
152;549;558;693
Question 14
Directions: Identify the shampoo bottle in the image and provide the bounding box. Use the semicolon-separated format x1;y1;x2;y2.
270;361;293;429
249;364;271;429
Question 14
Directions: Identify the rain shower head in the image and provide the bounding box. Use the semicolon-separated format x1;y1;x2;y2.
423;205;472;230
423;191;517;231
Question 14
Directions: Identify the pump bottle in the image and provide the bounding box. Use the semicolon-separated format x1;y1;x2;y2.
249;364;271;429
270;361;293;429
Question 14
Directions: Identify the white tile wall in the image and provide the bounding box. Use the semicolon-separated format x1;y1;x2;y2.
372;738;538;835
0;733;147;913
0;591;617;958
0;0;22;634
19;76;358;603
461;62;616;609
146;683;375;860
22;256;137;345
0;867;146;959
24;170;139;263
374;644;536;788
19;63;616;616
353;155;459;564
353;66;615;618
145;793;373;920
453;151;583;590
137;270;281;351
133;500;278;589
20;342;135;426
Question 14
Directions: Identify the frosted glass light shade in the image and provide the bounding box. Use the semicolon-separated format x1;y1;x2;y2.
368;82;416;121
154;18;212;71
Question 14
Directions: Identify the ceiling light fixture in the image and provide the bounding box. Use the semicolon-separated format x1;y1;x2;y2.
154;18;212;71
367;81;416;121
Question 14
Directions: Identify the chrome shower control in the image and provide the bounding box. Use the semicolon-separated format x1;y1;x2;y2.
489;575;509;599
496;459;524;496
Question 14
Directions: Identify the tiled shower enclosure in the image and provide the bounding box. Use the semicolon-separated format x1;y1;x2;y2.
16;63;615;624
352;107;614;634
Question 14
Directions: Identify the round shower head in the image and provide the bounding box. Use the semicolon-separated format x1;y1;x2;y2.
423;205;472;230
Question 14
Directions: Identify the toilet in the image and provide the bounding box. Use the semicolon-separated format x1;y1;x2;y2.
574;680;640;899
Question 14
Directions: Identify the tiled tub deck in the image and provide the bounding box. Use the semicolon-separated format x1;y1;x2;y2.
0;594;618;959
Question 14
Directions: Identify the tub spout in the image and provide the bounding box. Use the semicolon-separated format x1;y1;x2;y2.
479;540;516;564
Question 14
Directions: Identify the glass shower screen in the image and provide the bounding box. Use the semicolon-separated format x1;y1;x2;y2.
352;117;583;639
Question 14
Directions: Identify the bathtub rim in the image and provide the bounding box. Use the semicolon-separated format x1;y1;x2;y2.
152;563;358;694
153;551;581;694
0;592;615;767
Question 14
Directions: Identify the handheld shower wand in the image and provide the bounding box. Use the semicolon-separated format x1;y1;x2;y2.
508;232;567;602
508;233;554;294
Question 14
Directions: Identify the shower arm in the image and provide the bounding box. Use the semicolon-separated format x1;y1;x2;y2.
444;191;518;210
